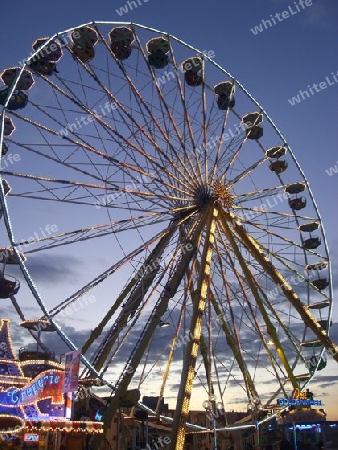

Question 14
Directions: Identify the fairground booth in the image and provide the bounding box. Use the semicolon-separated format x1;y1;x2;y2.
0;318;103;449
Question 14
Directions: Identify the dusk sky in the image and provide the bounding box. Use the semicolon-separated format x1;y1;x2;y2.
1;0;337;423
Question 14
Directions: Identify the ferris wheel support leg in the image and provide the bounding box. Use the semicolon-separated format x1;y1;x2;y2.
83;231;174;374
90;216;204;450
218;211;299;390
226;212;338;364
169;207;218;450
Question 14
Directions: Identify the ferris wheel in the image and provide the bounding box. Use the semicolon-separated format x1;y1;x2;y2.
0;21;336;450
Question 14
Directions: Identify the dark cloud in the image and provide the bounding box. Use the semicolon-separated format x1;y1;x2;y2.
22;254;83;283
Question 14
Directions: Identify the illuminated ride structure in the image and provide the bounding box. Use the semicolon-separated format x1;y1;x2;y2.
0;319;102;448
0;22;337;450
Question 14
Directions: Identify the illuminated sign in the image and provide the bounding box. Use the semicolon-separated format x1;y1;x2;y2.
24;433;39;442
62;350;81;393
0;370;64;406
278;388;322;406
278;398;322;406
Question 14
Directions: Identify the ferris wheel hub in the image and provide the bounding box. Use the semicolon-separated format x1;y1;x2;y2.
193;180;233;209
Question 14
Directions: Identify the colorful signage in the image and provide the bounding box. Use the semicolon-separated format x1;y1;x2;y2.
24;433;39;442
1;370;64;406
278;388;322;407
62;350;81;393
278;398;322;406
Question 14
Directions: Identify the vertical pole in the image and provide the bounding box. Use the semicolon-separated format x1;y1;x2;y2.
292;421;298;450
145;417;148;448
212;415;218;450
255;418;260;450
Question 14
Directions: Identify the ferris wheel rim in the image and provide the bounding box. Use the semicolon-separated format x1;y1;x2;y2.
0;21;334;439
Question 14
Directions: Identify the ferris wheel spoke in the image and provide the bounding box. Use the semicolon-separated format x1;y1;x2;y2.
212;353;248;397
81;239;172;361
4;168;192;207
57;55;196;195
228;154;267;186
49;221;183;318
218;229;306;374
167;43;204;182
99;253;190;380
253;280;307;364
30;93;113;175
28;78;194;196
213;129;246;176
6;137;121;190
237;207;319;225
235;184;289;204
243;218;330;280
210;99;233;183
201;64;209;181
7;191;188;216
199;332;216;400
132;34;201;184
95;29;198;188
12;213;171;256
10;111;154;181
213;244;261;401
155;290;191;415
219;135;247;177
245;213;323;266
210;288;260;403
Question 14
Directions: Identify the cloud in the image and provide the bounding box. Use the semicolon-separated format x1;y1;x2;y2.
22;254;83;283
309;375;338;390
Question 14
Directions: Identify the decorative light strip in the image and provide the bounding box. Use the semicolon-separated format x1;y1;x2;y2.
25;420;103;434
20;360;63;368
0;414;25;434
